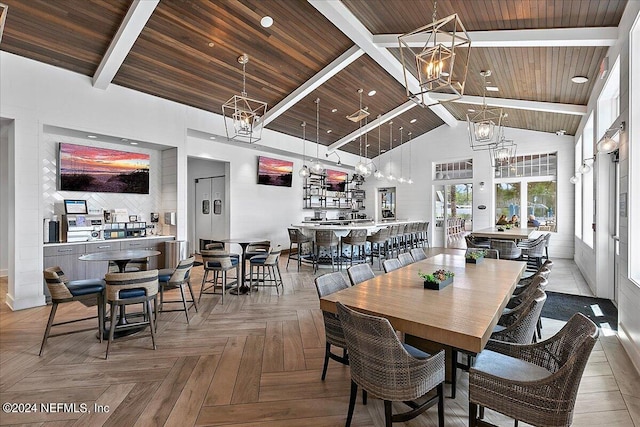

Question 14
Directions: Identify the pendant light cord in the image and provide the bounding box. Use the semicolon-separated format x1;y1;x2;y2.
315;98;320;163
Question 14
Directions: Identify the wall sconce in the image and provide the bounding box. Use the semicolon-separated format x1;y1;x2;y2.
569;155;595;184
325;151;342;166
596;121;624;153
479;181;485;191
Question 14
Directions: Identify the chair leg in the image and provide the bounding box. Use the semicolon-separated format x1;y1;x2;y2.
39;302;59;356
346;380;358;427
105;301;117;360
384;400;393;427
97;293;104;343
437;383;444;427
469;402;478;427
179;284;189;323
199;270;208;303
321;342;330;380
286;243;292;270
147;298;157;350
186;280;198;313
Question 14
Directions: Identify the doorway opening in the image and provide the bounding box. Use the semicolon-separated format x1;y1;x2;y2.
434;183;473;249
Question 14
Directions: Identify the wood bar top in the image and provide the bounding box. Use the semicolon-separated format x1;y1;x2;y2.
471;227;536;240
320;254;525;354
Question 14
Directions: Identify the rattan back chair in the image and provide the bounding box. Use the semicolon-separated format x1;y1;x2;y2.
314;230;341;272
249;247;284;295
410;248;427;261
470;313;599;427
286;228;312;271
397;252;414;267
337;302;445;427
490;239;522;260
341;229;369;267
104;269;159;359
40;267;105;356
382;258;402;273
158;256;197;323
314;272;351;381
200;249;239;305
347;263;375;286
366;226;390;269
493;289;547;344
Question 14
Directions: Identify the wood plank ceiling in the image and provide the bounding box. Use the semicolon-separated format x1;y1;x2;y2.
0;0;629;158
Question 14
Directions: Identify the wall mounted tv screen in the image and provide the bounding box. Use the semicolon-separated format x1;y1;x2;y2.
326;169;348;192
257;156;293;187
58;143;150;194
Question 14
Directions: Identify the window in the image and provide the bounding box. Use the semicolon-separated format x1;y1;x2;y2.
527;182;556;231
495;152;557;231
496;183;521;222
582;114;594;248
434;159;473;180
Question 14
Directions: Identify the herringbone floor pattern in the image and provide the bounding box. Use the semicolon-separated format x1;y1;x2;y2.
1;250;638;426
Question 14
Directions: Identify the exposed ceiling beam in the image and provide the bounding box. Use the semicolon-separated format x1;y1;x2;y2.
327;100;417;153
429;93;587;116
261;45;364;127
308;0;458;128
92;0;159;90
372;27;618;48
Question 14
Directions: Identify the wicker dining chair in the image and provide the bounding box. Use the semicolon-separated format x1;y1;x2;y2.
337;302;445;427
397;252;414;267
40;266;105;356
347;263;375;286
490;239;522;260
410;247;427;261
492;289;547;344
314;272;351;381
104;269;159;359
158;256;197;323
382;258;401;273
469;313;599;427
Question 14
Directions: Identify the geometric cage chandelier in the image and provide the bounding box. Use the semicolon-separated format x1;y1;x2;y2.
489;127;517;168
398;0;471;107
222;53;268;144
467;70;504;150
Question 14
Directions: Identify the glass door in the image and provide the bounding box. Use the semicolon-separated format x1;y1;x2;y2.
434;183;473;248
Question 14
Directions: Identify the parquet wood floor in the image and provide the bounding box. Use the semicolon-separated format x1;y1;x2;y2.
1;250;638;426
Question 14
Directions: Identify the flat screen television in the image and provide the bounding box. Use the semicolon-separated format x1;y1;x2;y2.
326;169;348;192
58;142;150;194
63;199;88;214
257;156;293;187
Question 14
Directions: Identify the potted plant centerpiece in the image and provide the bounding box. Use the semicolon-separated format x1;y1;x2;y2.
465;249;486;264
419;269;455;290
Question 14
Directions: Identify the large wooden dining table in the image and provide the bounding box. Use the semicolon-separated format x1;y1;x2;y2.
319;253;526;354
471;226;536;241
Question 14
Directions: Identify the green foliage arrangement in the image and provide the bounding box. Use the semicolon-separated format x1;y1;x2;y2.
418;269;455;283
465;249;486;260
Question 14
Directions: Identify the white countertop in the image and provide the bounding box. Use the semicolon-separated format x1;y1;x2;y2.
292;220;415;231
43;235;175;248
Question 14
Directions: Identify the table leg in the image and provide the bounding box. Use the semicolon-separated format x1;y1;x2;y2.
230;243;250;295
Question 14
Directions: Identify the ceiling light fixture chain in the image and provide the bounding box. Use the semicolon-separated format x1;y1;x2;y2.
298;121;309;178
387;121;395;181
374;114;384;180
311;98;324;174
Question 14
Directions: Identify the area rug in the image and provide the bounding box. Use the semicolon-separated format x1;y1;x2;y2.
541;291;618;331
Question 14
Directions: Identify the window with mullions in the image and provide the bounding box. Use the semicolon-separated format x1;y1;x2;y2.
495;152;557;231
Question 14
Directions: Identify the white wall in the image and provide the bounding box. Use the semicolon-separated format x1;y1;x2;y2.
362;124;575;258
0;51;356;310
0;119;10;276
572;2;640;373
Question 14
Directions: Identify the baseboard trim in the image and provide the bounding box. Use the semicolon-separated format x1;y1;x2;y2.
618;321;640;376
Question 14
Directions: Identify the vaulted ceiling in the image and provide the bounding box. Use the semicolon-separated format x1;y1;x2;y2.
0;0;628;158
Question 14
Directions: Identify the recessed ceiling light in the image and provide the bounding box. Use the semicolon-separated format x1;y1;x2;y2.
326;129;332;134
486;86;499;92
556;129;566;135
120;138;129;142
366;144;371;147
208;42;215;48
571;76;588;84
368;90;376;96
381;149;387;152
129;141;138;145
209;136;216;140
331;108;338;113
87;135;97;139
467;108;475;112
410;118;417;124
260;16;273;28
